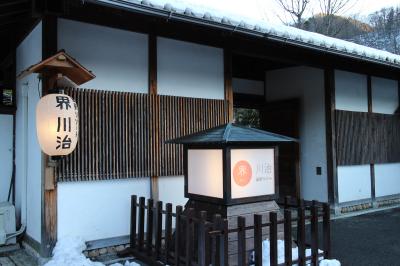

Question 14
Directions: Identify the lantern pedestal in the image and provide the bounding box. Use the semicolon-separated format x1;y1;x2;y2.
185;199;283;265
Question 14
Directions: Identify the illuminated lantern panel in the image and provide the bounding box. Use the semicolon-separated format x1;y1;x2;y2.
230;148;275;199
187;149;223;198
36;93;79;156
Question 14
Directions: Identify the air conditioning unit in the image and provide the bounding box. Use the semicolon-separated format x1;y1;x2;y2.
0;202;16;245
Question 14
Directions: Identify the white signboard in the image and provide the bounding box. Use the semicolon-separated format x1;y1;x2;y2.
188;149;224;198
230;148;275;199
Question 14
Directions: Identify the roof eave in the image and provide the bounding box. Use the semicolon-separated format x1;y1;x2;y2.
87;0;400;70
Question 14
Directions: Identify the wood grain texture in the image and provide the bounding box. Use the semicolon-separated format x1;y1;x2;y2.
336;110;400;165
57;88;228;181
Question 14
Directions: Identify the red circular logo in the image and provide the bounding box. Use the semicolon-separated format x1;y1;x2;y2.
233;160;252;187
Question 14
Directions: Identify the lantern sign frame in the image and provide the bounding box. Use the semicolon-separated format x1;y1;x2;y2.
167;123;297;206
183;143;280;205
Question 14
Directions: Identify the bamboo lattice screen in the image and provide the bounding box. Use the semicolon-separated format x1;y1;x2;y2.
56;88;229;182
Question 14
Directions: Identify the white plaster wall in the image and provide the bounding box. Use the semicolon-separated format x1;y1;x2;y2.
0;115;13;202
57;178;150;241
375;163;400;197
15;21;42;242
265;66;328;202
371;77;399;114
58;19;148;93
337;165;371;203
232;78;264;95
158;176;187;207
157;37;224;99
335;70;368;112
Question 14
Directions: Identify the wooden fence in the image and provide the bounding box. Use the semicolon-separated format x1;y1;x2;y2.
121;195;331;266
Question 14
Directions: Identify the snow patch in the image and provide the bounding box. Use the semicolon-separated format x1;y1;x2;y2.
44;237;139;266
260;239;341;266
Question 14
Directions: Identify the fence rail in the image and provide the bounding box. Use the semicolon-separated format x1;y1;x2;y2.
121;195;331;266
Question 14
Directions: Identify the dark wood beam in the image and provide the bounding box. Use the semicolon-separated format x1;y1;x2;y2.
41;14;58;258
224;49;233;122
324;68;338;205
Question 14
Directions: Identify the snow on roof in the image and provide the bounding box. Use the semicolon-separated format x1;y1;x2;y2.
96;0;400;68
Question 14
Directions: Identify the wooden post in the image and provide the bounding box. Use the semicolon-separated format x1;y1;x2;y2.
254;214;263;266
155;201;163;259
138;197;145;251
198;210;208;266
146;199;154;256
311;204;319;266
130;195;137;249
175;205;183;266
165;203;173;263
41;14;58;258
237;216;246;266
284;209;292;266
185;208;194;266
324;68;338;206
323;203;331;259
297;206;306;266
224;49;233;122
270;212;278;266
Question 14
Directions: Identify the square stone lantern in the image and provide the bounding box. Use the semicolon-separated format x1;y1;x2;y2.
167;123;297;264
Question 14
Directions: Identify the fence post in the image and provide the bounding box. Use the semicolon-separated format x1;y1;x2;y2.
147;199;154;256
311;202;319;266
284;209;292;266
212;214;222;266
130;195;137;249
198;211;208;266
254;214;263;266
155;201;163;259
185;208;194;266
175;205;183;266
270;212;278;266
284;195;291;209
323;203;331;259
297;206;305;266
138;197;145;251
221;219;228;266
165;203;173;263
237;216;246;266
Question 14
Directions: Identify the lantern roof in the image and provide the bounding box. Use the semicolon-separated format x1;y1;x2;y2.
17;50;95;85
166;123;297;145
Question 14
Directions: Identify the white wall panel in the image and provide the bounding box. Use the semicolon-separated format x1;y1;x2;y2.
371;77;399;114
0;115;13;202
266;66;327;202
158;176;187;207
337;165;371;203
57;178;150;241
335;70;368;112
375;163;400;197
58;19;148;93
15;21;42;243
232;78;264;95
157;37;224;99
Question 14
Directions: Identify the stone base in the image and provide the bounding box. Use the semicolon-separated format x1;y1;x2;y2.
185;200;283;265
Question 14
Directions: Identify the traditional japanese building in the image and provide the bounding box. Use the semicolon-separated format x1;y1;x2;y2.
0;0;399;257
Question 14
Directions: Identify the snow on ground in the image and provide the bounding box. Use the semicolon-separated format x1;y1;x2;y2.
44;237;139;266
260;239;341;266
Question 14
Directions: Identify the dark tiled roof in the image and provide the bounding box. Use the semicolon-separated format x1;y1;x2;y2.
166;123;297;144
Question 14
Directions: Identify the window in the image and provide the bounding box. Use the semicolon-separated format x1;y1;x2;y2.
233;107;261;129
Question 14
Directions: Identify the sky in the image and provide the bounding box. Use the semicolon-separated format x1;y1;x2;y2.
151;0;400;25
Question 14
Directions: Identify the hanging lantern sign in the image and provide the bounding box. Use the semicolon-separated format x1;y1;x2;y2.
36;93;79;156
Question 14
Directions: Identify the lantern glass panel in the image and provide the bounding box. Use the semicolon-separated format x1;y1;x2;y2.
187;149;224;198
230;148;275;199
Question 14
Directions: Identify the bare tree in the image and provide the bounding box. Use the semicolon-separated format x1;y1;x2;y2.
317;0;357;36
275;0;311;28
